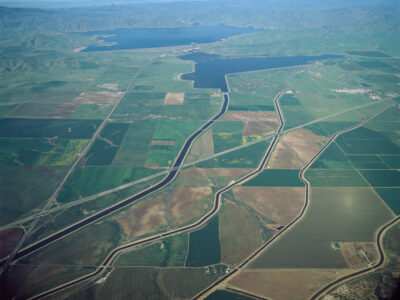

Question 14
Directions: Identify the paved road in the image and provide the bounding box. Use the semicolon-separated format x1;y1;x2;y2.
0;94;229;275
0;62;152;282
0;96;389;232
7;69;394;299
28;71;294;299
192;101;393;299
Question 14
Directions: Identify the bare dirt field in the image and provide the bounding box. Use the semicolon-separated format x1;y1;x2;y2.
339;242;378;268
219;200;263;265
267;128;326;169
185;129;214;163
151;140;175;146
98;83;119;91
72;91;123;104
233;186;305;225
242;121;277;136
167;185;212;227
0;227;24;258
222;111;278;123
144;163;163;169
114;197;168;240
227;269;352;300
164;92;185;105
182;167;251;179
49;103;80;118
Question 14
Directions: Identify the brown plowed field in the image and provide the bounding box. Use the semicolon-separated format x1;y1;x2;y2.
233;186;305;225
73;91;123;104
222;111;278;123
164;92;184;105
268;128;326;169
339;242;378;268
227;269;352;300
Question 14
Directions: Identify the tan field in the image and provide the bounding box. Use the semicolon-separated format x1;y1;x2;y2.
267;128;326;169
143;163;163;169
233;186;305;225
242;121;278;136
227;269;352;300
49;103;81;118
222;111;278;123
185;129;214;163
151;140;175;146
339;242;378;268
164;92;185;105
219;200;263;265
115;183;213;237
72;91;123;104
182;167;251;178
114;197;168;240
97;83;119;91
167;186;212;227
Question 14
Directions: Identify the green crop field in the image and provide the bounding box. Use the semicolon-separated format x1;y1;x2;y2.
375;188;400;215
205;290;252;300
379;155;400;169
0;1;399;299
132;58;195;92
146;120;203;166
243;169;304;187
305;169;369;187
186;216;221;267
115;234;188;267
0;118;102;139
57;166;158;203
249;187;393;269
112;92;165;121
213;121;246;153
112;120;158;167
347;155;389;169
361;170;400;187
85;122;129;166
311;142;353;169
196;139;270;169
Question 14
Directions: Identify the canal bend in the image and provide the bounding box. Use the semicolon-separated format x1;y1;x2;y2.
8;94;229;264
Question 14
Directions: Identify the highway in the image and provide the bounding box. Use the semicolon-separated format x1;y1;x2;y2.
8;69;395;299
0;96;390;232
1;93;229;274
29;70;296;300
0;61;153;281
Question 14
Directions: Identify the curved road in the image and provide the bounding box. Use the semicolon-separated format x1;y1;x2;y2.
29;71;392;299
30;71;296;299
192;103;393;299
310;215;400;299
3;93;229;269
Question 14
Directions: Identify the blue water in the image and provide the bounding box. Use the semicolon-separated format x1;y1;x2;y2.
81;25;261;52
179;52;343;92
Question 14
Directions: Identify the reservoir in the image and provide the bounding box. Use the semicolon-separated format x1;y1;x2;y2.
179;52;343;92
81;25;261;52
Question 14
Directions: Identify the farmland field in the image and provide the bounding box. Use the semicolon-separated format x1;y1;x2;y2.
0;1;399;299
249;188;393;269
186;216;221;267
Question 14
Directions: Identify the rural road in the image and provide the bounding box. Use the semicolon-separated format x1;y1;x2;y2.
0;61;152;282
8;68;394;300
310;215;400;299
193;104;393;300
29;70;296;299
0;92;230;276
0;95;389;232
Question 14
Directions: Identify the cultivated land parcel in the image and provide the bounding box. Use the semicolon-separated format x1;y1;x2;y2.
0;1;400;299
